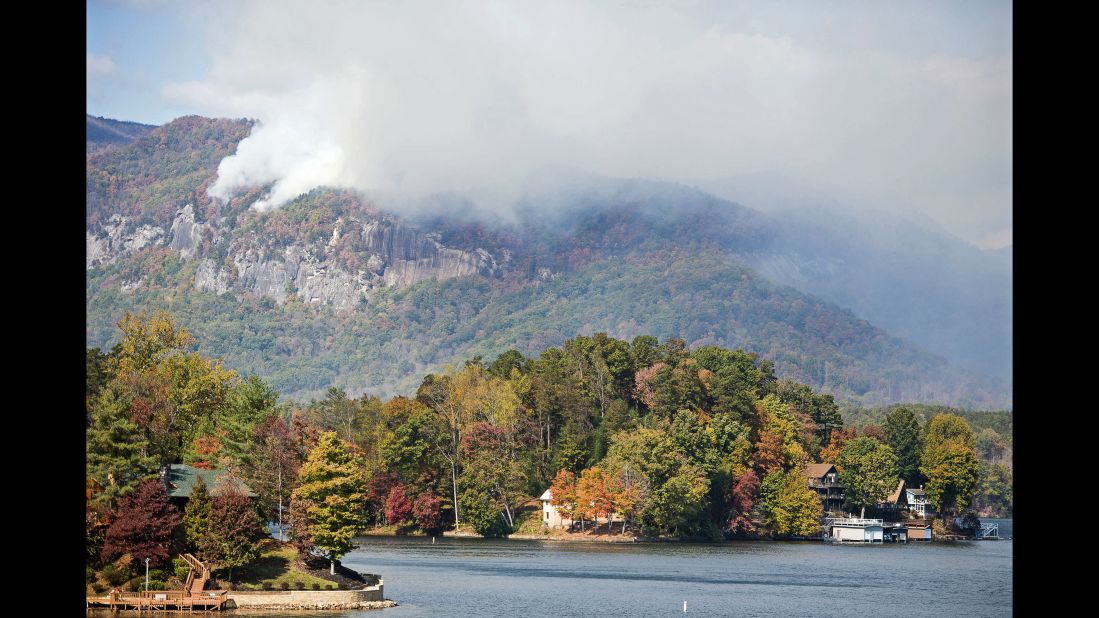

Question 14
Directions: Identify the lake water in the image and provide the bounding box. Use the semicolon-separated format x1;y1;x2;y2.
90;520;1012;617
344;520;1012;617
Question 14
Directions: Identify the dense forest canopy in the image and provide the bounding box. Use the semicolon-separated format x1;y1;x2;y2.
87;312;1012;574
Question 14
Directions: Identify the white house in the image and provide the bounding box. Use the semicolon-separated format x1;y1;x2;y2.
539;489;571;529
905;486;931;517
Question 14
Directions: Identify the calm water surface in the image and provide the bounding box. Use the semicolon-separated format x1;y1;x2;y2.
91;519;1012;617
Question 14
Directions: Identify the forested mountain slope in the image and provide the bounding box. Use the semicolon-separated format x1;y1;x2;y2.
86;116;1010;408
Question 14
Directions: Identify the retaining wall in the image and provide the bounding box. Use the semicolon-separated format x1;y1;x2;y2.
226;583;384;608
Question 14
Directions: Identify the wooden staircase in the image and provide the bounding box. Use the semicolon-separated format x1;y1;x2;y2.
181;553;211;596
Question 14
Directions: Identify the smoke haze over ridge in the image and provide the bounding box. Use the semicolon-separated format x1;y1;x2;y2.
118;0;1012;246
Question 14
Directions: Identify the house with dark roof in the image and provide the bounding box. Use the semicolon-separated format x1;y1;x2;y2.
165;464;256;509
804;463;845;513
905;486;932;518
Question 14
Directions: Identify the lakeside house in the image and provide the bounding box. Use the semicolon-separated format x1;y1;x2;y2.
804;463;845;513
905;486;932;518
539;489;571;529
165;463;256;510
878;479;909;519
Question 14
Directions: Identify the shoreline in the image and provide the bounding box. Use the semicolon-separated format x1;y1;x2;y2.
359;528;1006;544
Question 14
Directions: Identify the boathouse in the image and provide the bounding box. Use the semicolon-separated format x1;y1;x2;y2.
829;518;884;543
906;521;933;541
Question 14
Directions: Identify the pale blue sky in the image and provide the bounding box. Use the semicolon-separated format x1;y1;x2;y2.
87;0;210;124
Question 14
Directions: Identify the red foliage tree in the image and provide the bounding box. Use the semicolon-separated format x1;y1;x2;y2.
385;484;413;525
412;489;444;533
201;482;265;581
367;471;400;524
101;478;182;567
726;470;760;535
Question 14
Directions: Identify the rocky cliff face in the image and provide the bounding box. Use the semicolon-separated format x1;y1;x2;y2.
88;204;504;311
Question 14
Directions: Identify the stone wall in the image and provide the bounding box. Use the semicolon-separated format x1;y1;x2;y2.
226;583;384;608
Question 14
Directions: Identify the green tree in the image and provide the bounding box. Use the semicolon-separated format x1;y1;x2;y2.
87;382;159;507
838;437;898;518
291;432;368;573
183;476;212;555
974;461;1013;516
921;414;980;519
922;440;980;519
883;407;923;483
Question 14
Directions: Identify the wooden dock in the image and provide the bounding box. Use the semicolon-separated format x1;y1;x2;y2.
87;553;228;611
86;589;229;611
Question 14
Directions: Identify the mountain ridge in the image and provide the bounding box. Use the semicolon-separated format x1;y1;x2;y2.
85;115;1011;409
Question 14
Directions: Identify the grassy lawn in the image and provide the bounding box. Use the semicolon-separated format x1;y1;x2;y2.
229;540;339;591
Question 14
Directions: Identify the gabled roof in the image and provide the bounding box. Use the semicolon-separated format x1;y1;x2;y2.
539;489;552;502
803;463;836;479
886;479;906;504
166;464;256;498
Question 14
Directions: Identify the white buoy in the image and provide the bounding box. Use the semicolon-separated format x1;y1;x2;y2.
432;536;436;544
684;600;687;612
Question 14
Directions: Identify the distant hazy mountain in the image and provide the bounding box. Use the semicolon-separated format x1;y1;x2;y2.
86;114;157;153
85;115;1010;409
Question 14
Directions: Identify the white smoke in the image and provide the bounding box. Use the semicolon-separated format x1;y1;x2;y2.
164;0;1010;242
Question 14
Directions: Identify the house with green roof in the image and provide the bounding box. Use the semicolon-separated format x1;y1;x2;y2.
165;464;257;508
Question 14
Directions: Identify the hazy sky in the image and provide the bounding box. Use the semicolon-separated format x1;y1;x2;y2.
87;0;1012;249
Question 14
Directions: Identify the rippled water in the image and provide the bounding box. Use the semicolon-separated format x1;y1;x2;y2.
90;520;1012;617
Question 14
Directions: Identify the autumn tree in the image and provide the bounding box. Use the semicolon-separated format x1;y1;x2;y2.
726;470;760;535
291;432;368;573
243;412;301;541
838;437;898;518
576;467;615;528
101;478;182;567
202;482;265;582
100;311;238;483
549;469;580;528
385;485;413;525
766;470;823;537
609;464;649;534
417;365;518;526
412;489;445;534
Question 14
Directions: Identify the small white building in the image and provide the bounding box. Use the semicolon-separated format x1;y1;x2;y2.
539;489;571;529
830;518;884;543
